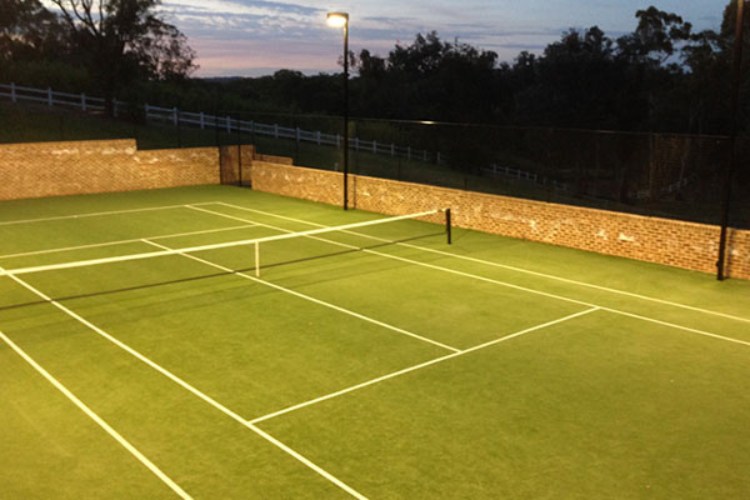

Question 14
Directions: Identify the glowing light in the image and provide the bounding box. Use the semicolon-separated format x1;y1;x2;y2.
326;12;349;28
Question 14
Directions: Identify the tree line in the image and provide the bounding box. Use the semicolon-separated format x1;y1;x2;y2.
1;1;747;135
1;0;197;113
232;3;746;136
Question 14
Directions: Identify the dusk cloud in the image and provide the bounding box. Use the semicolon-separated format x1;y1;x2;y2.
46;0;727;77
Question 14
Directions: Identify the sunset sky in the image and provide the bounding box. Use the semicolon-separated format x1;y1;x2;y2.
65;1;730;77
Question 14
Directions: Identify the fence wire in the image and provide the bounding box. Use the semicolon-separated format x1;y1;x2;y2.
1;82;747;229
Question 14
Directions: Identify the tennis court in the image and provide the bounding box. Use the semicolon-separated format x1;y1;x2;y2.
2;185;749;499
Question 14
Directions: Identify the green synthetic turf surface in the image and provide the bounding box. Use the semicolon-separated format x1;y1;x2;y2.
1;185;749;499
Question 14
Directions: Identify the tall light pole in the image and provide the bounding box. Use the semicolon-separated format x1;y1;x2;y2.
717;0;746;280
327;11;350;210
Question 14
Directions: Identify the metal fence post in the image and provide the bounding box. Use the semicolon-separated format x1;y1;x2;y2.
47;88;53;107
10;82;16;103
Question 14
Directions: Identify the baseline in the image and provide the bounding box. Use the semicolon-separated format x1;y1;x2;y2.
0;331;192;499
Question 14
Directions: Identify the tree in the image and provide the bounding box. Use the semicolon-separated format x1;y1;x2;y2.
513;27;628;128
49;0;197;112
351;32;498;122
0;0;84;87
0;0;64;62
617;7;693;65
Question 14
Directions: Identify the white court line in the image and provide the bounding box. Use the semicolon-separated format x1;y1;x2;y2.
2;210;442;278
6;273;367;500
182;208;462;352
0;331;192;500
189;205;592;312
198;204;750;350
0;202;217;227
604;309;750;348
250;307;601;424
345;245;750;349
353;249;750;349
215;202;750;325
0;224;256;259
142;239;460;354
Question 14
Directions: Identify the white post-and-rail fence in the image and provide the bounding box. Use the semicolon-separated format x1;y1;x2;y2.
0;82;439;164
0;82;570;192
2;82;109;114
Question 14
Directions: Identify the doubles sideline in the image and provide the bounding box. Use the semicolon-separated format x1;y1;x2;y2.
0;223;256;259
2;269;368;500
4;198;747;497
5;197;744;324
199;204;750;348
0;202;217;227
0;331;192;499
118;239;605;446
189;204;750;423
216;201;750;325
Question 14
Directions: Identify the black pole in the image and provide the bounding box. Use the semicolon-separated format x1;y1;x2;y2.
717;0;745;281
237;112;243;186
176;109;182;148
445;208;452;245
343;19;350;210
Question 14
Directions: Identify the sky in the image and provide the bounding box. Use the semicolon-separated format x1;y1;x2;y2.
63;0;731;78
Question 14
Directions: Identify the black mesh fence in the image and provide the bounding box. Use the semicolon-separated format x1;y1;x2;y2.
340;120;746;229
1;96;747;229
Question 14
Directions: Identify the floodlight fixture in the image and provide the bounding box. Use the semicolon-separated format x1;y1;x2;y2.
326;11;349;28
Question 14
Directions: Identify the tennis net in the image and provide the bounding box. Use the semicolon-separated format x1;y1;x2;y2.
1;208;452;287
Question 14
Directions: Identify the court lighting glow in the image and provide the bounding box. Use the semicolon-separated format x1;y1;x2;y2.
326;12;349;28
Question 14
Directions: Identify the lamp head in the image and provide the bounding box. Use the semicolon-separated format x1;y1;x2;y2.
326;12;349;28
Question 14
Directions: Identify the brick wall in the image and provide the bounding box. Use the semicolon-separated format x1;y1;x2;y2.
251;160;342;206
248;158;750;280
0;139;219;200
1;139;746;280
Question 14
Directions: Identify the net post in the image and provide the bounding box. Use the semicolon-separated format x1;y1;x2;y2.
255;241;260;277
445;208;452;245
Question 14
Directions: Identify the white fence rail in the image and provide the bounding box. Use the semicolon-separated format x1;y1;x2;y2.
0;82;568;191
481;164;568;191
142;104;438;162
0;82;439;163
0;83;109;113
